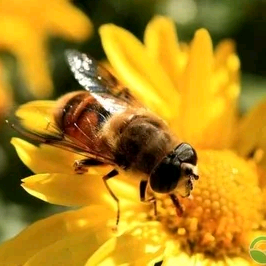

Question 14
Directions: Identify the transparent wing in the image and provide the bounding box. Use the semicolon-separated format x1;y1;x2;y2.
65;49;142;110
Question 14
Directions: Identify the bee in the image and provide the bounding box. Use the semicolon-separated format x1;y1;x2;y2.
11;50;199;225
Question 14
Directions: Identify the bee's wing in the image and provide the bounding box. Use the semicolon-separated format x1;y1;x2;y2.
65;49;142;110
11;50;142;167
11;100;115;165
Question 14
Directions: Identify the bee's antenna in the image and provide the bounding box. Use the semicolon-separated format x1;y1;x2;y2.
6;119;45;143
5;119;15;130
6;119;24;135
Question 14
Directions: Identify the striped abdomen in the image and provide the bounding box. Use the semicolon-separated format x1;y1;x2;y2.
54;91;110;151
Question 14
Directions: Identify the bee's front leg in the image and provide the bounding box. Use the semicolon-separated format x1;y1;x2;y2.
73;159;88;174
169;193;184;216
73;158;104;174
140;180;157;216
102;169;120;227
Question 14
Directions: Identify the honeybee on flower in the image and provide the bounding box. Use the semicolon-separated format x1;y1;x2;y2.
9;49;199;225
1;16;266;266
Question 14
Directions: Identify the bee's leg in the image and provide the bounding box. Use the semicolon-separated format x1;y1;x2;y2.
73;158;104;174
140;180;157;216
169;193;183;216
102;169;120;226
139;180;148;201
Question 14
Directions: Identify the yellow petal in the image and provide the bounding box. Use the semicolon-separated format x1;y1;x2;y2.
235;99;266;170
15;100;56;134
214;39;236;68
0;0;92;41
99;24;180;122
144;16;186;90
180;29;214;143
193;41;240;149
46;0;93;41
0;0;93;98
21;172;139;207
21;173;112;206
0;63;13;119
86;222;165;265
0;206;113;266
214;39;240;101
198;96;237;149
197;39;239;149
24;229;111;266
11;138;82;174
0;16;53;97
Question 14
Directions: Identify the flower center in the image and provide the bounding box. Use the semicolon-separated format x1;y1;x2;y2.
153;150;263;258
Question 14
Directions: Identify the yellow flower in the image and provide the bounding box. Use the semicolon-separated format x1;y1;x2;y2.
0;62;12;121
1;16;266;265
0;0;92;98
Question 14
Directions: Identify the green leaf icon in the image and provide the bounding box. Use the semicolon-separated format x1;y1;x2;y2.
250;249;266;264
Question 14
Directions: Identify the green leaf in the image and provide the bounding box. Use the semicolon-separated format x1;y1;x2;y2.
250;249;266;263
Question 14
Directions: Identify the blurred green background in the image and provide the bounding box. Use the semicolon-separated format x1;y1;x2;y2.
0;0;265;242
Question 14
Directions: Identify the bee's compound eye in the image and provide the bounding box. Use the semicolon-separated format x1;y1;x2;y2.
150;156;181;193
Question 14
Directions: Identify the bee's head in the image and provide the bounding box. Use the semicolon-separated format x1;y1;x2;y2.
149;143;199;197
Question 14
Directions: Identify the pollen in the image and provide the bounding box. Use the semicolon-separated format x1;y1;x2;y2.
155;150;263;257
